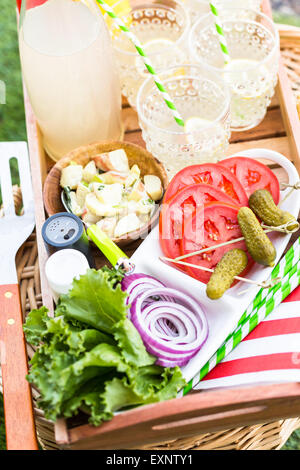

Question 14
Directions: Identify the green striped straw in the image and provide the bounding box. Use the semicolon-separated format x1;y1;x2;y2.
236;237;300;329
182;237;300;395
95;0;185;128
184;260;300;394
209;2;230;65
195;262;300;388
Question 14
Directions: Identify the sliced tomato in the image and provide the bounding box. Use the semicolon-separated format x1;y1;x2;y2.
219;156;280;204
163;163;248;206
159;183;240;259
180;202;253;284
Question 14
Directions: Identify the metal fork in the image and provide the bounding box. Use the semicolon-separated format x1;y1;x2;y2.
0;142;38;450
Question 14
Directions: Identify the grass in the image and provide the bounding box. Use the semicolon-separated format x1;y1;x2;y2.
0;0;299;451
273;12;300;27
0;0;26;188
0;1;26;143
282;428;300;450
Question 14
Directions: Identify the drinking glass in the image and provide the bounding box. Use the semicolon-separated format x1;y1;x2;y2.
185;0;262;25
137;64;231;178
19;0;123;161
108;0;190;108
189;8;279;131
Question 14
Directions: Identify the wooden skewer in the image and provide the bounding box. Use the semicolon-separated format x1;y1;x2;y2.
279;180;300;206
173;220;299;263
160;256;282;290
281;181;300;189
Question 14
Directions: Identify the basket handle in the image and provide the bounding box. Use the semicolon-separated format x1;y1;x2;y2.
0;284;38;450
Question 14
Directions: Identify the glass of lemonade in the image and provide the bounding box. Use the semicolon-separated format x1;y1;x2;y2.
19;0;123;161
108;0;190;108
137;64;231;178
189;8;279;131
185;0;262;25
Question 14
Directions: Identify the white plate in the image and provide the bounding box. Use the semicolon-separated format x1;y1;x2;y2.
131;149;300;383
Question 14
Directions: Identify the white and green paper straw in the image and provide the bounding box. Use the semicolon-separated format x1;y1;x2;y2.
209;2;230;65
185;261;300;393
182;237;300;395
236;237;300;328
96;0;185;127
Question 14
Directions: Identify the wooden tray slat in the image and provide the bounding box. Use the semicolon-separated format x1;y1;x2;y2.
55;383;300;450
228;136;294;162
122;106;286;148
122;103;286;145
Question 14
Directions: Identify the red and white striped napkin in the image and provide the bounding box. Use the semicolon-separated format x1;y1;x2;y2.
194;286;300;390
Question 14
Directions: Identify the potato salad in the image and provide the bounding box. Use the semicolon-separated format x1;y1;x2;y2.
60;149;163;238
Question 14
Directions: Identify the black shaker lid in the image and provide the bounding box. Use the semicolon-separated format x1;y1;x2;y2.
42;212;84;249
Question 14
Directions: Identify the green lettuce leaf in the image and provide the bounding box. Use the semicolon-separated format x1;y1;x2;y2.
113;319;156;367
62;373;119;424
101;367;185;421
102;377;146;414
24;307;115;356
56;269;128;333
23;306;49;345
127;365;185;399
55;268;155;367
29;341;129;421
100;265;125;285
24;268;186;426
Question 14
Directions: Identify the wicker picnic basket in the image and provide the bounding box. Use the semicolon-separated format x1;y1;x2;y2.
1;20;300;451
2;191;300;451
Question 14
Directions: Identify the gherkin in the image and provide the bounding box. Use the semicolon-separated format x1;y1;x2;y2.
206;249;248;300
249;189;298;232
238;207;276;267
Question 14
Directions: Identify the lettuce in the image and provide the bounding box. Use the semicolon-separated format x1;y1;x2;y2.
56;269;128;333
24;268;185;425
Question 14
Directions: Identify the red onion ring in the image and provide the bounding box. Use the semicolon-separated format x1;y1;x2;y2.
121;274;174;320
129;287;208;367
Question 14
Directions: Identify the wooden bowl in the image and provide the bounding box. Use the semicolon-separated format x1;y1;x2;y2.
43;141;168;247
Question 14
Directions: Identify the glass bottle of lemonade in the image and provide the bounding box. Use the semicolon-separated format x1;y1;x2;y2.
19;0;123;161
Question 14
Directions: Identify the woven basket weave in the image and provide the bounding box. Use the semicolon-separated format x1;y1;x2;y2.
1;25;300;451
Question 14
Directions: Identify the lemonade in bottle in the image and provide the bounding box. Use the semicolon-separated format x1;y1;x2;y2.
19;0;123;161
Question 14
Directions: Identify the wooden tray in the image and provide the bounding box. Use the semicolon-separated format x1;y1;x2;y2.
22;0;300;449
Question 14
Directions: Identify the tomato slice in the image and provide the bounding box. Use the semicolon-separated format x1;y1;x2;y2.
180;202;252;284
163;163;248;206
159;183;240;259
219;156;280;204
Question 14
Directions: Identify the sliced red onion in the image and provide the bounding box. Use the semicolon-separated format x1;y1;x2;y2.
121;274;174;320
121;273;164;293
145;343;196;361
154;319;178;337
129;287;208;368
121;274;164;307
156;357;193;368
